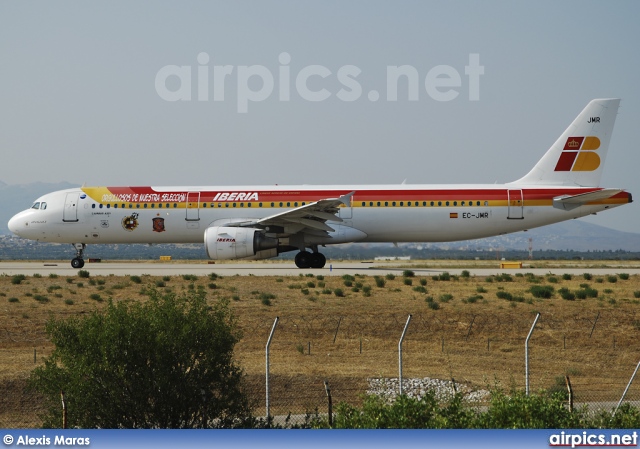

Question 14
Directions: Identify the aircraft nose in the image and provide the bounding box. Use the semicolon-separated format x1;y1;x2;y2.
8;213;26;236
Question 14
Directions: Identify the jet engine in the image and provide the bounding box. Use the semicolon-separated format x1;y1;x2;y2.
204;226;279;260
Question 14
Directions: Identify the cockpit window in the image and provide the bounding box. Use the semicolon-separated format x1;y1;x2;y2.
31;202;40;210
41;202;47;210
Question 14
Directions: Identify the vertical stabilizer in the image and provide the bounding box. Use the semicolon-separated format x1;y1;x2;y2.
512;98;620;186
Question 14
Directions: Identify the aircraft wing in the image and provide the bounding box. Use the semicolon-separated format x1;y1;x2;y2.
229;191;355;235
553;188;624;211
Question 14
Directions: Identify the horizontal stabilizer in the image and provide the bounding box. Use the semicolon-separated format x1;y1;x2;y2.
553;188;623;211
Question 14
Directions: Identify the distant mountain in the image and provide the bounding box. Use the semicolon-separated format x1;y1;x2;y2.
413;220;640;252
0;181;77;234
1;182;638;251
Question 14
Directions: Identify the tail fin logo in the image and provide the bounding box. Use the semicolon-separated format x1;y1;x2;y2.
554;136;601;172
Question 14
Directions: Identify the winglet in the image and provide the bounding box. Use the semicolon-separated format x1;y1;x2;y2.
339;191;355;207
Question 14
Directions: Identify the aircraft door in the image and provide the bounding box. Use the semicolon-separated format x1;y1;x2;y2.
186;191;200;221
507;189;524;220
63;193;79;222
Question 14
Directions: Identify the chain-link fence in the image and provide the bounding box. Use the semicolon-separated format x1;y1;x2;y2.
3;309;640;428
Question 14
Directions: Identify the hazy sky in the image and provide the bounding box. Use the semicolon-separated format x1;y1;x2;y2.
1;1;638;232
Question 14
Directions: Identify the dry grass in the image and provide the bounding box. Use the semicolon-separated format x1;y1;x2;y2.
2;265;640;425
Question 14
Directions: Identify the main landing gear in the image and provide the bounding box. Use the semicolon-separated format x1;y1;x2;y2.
70;243;86;269
294;249;327;269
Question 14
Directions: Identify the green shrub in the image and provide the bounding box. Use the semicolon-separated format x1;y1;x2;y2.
618;273;630;280
385;274;395;280
375;277;386;288
419;278;427;286
461;270;470;278
583;273;593;280
413;286;427;294
547;276;558;284
130;275;142;284
403;278;413;286
11;274;26;285
78;270;90;278
440;294;454;302
34;295;49;303
558;288;575;301
334;288;345;297
562;273;572;280
607;275;618;283
634;291;640;299
402;270;415;278
476;286;487;293
496;291;513;301
530;285;554;299
8;297;19;303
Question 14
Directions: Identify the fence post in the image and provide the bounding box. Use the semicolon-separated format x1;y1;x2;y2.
614;360;640;416
398;314;412;396
61;391;67;429
265;317;279;423
324;380;333;427
525;313;540;396
565;376;573;412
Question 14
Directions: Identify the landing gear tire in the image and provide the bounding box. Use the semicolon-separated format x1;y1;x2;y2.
71;243;86;269
294;251;312;269
310;252;326;269
295;251;326;269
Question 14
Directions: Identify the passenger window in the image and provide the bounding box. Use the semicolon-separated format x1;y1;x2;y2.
400;202;405;206
453;201;457;206
114;204;118;208
377;202;381;207
92;204;96;209
484;201;489;206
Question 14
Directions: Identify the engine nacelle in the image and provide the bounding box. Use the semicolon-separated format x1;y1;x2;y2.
204;226;278;260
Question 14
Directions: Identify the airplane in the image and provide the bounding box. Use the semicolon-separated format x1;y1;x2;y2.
8;98;632;269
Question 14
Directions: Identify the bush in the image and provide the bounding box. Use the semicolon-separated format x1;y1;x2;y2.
562;273;572;280
374;277;386;288
530;285;554;299
11;274;26;285
413;286;427;294
618;273;630;280
461;270;470;278
496;291;513;301
403;278;413;286
28;289;249;428
402;270;415;278
334;288;345;297
130;275;142;284
385;274;395;280
583;273;593;280
607;275;618;283
558;288;575;301
78;270;90;278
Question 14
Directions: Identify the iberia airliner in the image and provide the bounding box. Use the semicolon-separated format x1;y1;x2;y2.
8;99;632;269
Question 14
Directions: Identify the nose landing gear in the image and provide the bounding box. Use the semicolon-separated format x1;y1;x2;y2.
70;243;86;269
